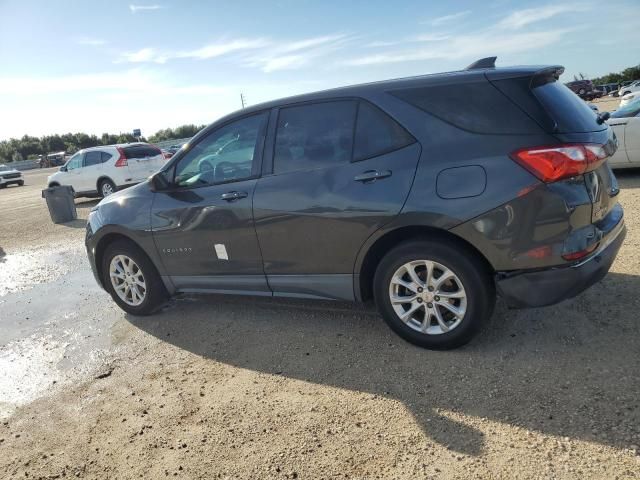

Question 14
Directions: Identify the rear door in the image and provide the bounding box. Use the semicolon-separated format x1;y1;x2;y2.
253;99;420;300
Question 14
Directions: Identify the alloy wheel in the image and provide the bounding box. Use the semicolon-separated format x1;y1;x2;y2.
388;260;467;335
109;254;147;306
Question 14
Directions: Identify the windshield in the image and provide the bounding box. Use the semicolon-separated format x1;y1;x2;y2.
0;165;10;172
610;97;640;118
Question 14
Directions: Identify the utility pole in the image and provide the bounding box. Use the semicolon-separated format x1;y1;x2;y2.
240;93;246;109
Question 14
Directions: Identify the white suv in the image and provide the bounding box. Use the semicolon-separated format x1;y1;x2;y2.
47;143;166;198
0;164;24;188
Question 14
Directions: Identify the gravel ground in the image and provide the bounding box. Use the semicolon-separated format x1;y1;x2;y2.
0;168;639;479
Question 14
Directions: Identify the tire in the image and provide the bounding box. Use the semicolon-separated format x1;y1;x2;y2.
99;178;116;198
102;239;168;315
578;88;586;95
373;239;495;350
18;181;24;186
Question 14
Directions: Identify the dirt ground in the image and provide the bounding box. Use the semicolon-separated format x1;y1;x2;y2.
0;168;639;479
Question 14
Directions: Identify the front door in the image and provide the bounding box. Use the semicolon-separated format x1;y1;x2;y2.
253;99;421;300
151;111;269;294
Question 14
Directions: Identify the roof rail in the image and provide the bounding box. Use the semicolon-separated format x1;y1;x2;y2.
465;56;497;70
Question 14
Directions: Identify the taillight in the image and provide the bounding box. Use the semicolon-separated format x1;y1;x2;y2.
115;147;128;167
510;143;608;183
562;243;598;261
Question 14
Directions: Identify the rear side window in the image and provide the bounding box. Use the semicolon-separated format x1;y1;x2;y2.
101;152;112;162
353;101;415;161
274;101;356;174
390;81;540;134
84;151;102;167
123;145;161;159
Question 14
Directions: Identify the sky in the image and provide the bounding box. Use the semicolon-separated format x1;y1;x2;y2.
0;0;638;140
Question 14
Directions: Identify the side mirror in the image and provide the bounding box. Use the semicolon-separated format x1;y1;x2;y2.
149;171;171;192
59;166;67;172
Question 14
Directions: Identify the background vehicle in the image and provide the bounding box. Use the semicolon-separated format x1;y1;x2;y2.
566;79;597;99
607;97;640;168
619;91;639;107
0;164;24;188
86;58;625;350
618;80;640;97
47;143;166;198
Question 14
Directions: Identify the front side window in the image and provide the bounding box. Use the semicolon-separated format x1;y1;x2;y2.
84;151;102;167
175;112;267;188
353;101;415;161
66;152;83;170
274;101;356;174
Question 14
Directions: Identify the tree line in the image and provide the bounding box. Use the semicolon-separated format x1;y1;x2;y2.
590;64;640;86
0;124;205;163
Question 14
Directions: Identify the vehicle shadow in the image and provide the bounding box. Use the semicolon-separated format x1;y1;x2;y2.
0;246;5;263
127;271;640;456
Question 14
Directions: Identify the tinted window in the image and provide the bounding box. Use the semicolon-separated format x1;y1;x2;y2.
175;112;267;188
123;145;161;159
353;101;414;161
274;101;356;174
101;152;113;162
532;80;603;133
391;81;540;134
84;151;102;167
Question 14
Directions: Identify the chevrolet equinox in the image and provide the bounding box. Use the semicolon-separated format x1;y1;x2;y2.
86;57;626;349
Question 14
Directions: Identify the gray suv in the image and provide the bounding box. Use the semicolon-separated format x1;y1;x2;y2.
86;57;626;349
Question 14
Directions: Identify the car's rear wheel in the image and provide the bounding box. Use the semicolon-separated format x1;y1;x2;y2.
102;239;167;315
578;88;586;95
99;179;116;198
374;240;495;350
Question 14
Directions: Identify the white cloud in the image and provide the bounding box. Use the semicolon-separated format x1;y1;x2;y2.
498;4;586;29
77;37;107;46
244;34;351;72
344;28;571;66
427;10;471;26
129;4;164;13
116;34;351;73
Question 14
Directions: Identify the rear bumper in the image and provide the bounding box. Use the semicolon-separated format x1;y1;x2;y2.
496;219;626;308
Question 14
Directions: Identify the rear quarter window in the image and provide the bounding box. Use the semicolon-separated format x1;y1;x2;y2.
390;80;541;134
532;81;602;133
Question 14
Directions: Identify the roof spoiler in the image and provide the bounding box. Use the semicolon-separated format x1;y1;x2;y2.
465;56;497;70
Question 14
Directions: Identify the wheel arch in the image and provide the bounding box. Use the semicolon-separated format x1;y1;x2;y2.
94;232;163;291
96;176;116;192
48;182;60;188
356;225;494;302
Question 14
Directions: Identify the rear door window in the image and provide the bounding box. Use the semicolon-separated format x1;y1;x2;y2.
273;101;357;174
83;151;102;167
353;101;415;161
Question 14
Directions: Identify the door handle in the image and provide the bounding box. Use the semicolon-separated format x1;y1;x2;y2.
354;170;392;183
221;191;248;201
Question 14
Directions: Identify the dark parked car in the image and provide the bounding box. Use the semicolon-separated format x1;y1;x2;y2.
86;57;625;350
565;79;597;99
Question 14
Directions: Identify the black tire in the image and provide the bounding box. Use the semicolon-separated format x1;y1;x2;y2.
102;239;168;315
578;88;586;95
373;239;495;350
18;181;24;186
99;178;116;198
622;91;631;96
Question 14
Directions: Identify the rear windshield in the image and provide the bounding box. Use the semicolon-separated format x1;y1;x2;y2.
532;80;602;133
123;145;161;159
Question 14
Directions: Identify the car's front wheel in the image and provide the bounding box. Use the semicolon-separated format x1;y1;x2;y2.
102;239;167;315
374;239;495;350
